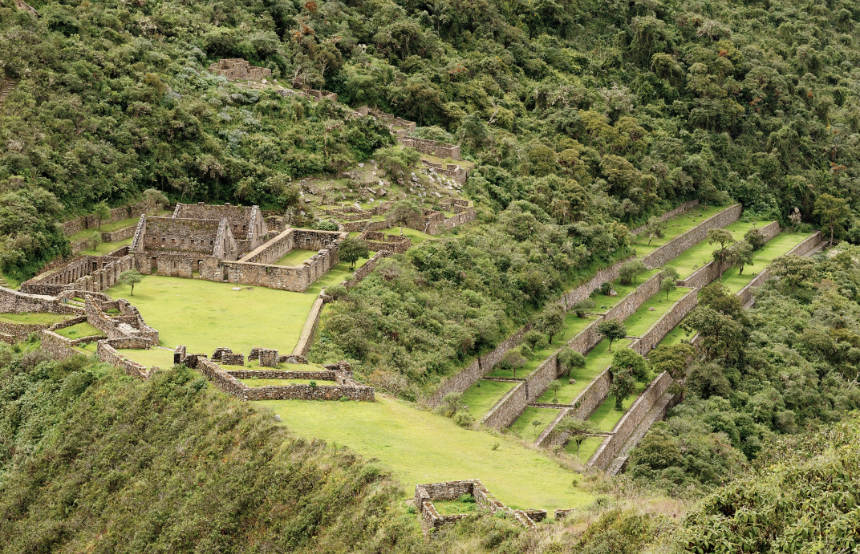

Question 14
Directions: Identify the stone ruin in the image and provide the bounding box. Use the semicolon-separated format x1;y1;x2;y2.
414;480;543;531
209;58;272;81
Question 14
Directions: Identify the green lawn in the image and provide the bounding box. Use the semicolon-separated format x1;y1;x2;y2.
0;272;20;289
460;380;518;419
509;407;561;442
536;338;632;405
623;287;690;337
74;341;99;355
241;378;322;387
433;497;478;515
632;204;727;258
106;275;317;354
659;324;695;346
591;270;659;312
381;227;432;245
664;220;774;279
256;395;593;511
564;436;605;464
719;230;815;293
79;237;133;256
118;348;176;368
67;211;168;240
275;249;318;266
0;312;72;325
55;322;102;339
306;258;371;294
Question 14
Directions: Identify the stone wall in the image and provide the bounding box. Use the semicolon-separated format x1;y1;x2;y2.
0;320;50;343
39;329;80;359
425;207;477;235
422;160;469;185
629;200;699;236
630;288;698;355
96;339;157;380
481;381;528;429
243;383;374;401
359;231;411;254
208;58;271;81
100;224;137;243
293;294;325;357
735;231;822;306
135;216;233;257
240;228;295;264
343;251;390;289
226;369;337;380
173;203;267;251
641;204;742;268
588;371;674;469
61;201;147;236
414;480;537;530
398;136;461;159
0;286;81;315
536;367;613;448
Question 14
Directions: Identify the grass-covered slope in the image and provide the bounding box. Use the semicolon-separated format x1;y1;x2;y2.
0;345;437;552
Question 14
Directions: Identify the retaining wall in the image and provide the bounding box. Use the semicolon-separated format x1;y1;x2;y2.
61;201;147;236
96;339;156;380
631;289;698;355
588;371;673;469
0;286;81;315
629;200;699;236
292;294;325;357
641;204;742;268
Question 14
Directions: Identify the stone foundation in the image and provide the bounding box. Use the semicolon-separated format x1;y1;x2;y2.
414;480;537;531
209;58;271;81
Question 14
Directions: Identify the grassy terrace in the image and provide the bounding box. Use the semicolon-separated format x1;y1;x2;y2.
0;312;71;325
106;276;316;354
240;378;321;387
535;338;632;406
631;204;727;258
274;249;317;266
433;497;478;515
664;219;774;278
509;407;561;442
118;347;175;368
461;380;518;419
381;227;432;245
55;321;102;339
719;230;815;293
257;395;593;511
79;237;133;256
66;210;169;240
623;286;690;337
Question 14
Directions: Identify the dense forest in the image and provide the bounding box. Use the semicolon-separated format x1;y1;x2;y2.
1;0;859;550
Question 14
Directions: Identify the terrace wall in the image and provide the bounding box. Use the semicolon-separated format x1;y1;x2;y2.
629;200;699;236
61;201;147;236
39;330;81;359
96;338;157;380
588;371;673;470
641;204;742;268
0;286;81;315
630;289;698;355
398;136;461;159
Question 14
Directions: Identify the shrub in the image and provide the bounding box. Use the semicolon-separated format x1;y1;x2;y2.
619;260;646;285
453;410;474;428
573;299;595;318
744;227;766;250
313;219;339;231
558;348;586;375
599;282;613;295
523;330;548;350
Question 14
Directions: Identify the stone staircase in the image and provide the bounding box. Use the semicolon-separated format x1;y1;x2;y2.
0;79;17;108
605;388;677;475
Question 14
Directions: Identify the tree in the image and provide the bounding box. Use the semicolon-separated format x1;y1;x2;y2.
598;319;626;351
660;267;679;300
644;216;665;246
572;298;595;318
708;228;735;265
93;201;111;230
814;193;850;245
118;269;143;296
728;241;754;275
649;343;695;380
558;347;586;376
142;188;169;215
523;329;548;350
537;305;564;342
498;349;526;378
744;227;766;251
389;200;421;235
609;366;636;410
553;417;598;452
612;349;649;382
619;260;646;285
338;237;369;270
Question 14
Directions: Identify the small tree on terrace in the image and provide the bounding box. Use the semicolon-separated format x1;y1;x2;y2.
339;237;369;270
728;241;754;275
537;305;565;343
554;417;597;453
708;228;735;265
389;200;422;236
618;259;646;285
558;347;585;377
644;216;665;246
659;267;679;300
498;349;526;379
597;319;626;351
814;193;850;245
744;227;766;251
93;201;111;230
142;188;169;215
119;269;143;296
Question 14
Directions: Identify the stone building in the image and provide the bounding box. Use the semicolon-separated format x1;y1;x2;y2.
208;58;272;81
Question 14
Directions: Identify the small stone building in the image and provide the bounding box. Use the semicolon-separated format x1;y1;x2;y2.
208;58;272;81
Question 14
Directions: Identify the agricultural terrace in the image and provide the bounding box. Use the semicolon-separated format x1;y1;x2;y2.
663;219;775;278
632;204;728;258
256;395;594;512
0;312;72;325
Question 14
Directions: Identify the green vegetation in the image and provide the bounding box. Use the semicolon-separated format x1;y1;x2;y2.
460;380;516;419
106;276;316;354
631;204;727;257
275;249;318;267
257;395;594;511
54;321;102;339
0;350;434;552
508;407;559;443
623;287;689;337
432;496;478;516
664;220;773;278
537;339;632;405
0;312;71;325
630;247;860;494
241;378;320;387
564;436;605;465
78;237;132;256
718;230;815;293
